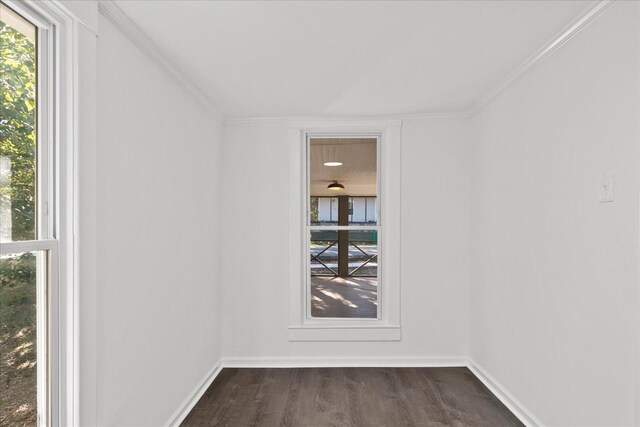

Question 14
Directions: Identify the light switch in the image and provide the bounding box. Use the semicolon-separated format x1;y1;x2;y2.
598;172;614;203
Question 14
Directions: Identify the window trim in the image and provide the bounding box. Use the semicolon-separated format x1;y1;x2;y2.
287;120;402;341
1;1;79;425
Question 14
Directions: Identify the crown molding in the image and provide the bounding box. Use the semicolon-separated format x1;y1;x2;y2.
98;0;614;125
224;1;614;124
222;356;468;368
97;0;225;122
225;111;469;125
466;0;616;116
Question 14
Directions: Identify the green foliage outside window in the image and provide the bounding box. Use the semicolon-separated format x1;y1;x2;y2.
0;17;39;426
1;19;37;241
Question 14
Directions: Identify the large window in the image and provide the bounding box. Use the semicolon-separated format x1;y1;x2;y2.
307;137;379;319
1;3;57;425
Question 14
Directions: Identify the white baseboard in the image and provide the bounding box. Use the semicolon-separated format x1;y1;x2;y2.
166;357;541;427
222;356;468;368
164;361;223;427
467;360;544;427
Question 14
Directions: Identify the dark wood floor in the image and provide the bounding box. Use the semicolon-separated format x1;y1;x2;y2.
181;367;523;426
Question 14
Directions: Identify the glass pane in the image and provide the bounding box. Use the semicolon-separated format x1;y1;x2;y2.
0;4;38;242
309;138;377;225
310;229;338;276
309;197;319;223
0;251;44;426
310;197;339;225
347;230;378;277
310;230;377;318
349;197;377;225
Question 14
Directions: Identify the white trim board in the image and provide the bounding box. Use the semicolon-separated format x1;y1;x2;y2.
466;0;615;115
166;357;539;427
164;362;223;427
468;360;544;427
164;357;466;426
287;121;403;341
221;357;540;426
226;112;468;125
94;0;612;124
3;1;83;425
222;357;468;368
225;0;614;123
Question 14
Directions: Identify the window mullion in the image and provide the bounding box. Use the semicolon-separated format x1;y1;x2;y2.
308;225;379;231
0;239;58;254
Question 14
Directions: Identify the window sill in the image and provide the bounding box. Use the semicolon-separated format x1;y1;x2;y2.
288;326;401;342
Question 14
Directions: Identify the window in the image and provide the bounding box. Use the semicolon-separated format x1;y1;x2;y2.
287;121;402;342
307;137;379;319
1;3;60;425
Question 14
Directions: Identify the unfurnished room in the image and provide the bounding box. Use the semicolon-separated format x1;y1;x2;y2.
1;0;639;426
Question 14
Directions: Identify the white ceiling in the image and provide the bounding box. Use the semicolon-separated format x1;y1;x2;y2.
114;0;594;119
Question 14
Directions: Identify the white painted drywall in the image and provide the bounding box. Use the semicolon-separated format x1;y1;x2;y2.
470;2;640;425
79;1;640;425
96;15;223;426
60;0;98;33
220;118;471;360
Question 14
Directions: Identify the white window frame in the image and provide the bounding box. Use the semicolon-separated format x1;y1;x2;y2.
288;120;402;342
305;134;382;321
0;1;78;426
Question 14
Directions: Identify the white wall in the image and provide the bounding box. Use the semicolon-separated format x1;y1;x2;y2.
220;118;471;360
80;2;640;425
470;2;640;425
96;15;223;426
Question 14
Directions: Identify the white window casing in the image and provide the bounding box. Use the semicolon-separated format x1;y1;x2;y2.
1;1;79;425
287;120;402;342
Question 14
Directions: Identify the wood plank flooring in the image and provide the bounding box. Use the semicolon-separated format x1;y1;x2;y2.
181;367;523;426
